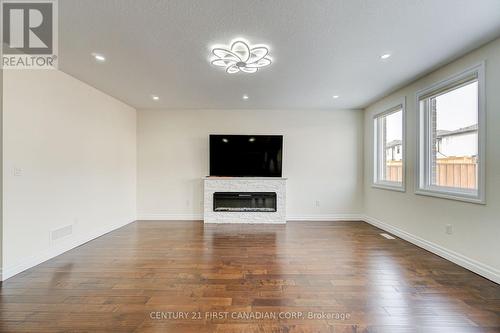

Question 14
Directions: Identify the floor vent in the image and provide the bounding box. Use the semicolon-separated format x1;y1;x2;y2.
52;225;73;241
380;233;396;240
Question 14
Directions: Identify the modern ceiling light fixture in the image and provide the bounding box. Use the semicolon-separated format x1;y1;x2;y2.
242;94;249;100
210;39;272;74
333;95;339;99
152;95;160;101
380;53;392;60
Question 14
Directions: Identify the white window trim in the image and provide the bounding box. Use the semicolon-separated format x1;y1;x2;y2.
415;62;486;204
372;98;406;192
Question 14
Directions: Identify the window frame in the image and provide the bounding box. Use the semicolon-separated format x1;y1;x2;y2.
415;62;486;204
372;98;406;192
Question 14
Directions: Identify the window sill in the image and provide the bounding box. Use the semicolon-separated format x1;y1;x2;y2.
415;188;485;205
372;182;406;192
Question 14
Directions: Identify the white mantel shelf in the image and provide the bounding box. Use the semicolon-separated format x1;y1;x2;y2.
203;177;287;224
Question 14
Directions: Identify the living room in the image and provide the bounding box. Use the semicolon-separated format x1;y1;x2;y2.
1;0;499;332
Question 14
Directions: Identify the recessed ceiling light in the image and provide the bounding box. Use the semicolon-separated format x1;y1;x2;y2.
211;38;272;74
92;53;106;62
380;53;391;60
152;95;160;101
242;94;249;100
333;95;339;99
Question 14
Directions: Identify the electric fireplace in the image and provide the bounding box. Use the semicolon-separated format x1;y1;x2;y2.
213;192;277;212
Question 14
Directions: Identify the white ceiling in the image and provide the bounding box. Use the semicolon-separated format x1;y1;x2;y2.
59;0;500;110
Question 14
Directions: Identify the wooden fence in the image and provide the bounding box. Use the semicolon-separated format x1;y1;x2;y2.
386;157;477;189
386;162;403;183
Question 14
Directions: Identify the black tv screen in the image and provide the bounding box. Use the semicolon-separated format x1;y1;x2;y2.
209;135;283;177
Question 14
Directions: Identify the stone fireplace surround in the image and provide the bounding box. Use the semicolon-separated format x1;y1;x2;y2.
203;177;287;223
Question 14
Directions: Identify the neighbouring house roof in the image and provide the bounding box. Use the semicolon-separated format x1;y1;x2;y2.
437;124;478;138
386;140;402;148
384;124;478;149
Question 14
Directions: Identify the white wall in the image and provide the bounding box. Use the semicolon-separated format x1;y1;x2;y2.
137;109;364;220
363;37;500;283
2;69;137;280
0;67;3;277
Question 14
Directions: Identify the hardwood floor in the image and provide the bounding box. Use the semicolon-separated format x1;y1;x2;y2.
1;221;499;332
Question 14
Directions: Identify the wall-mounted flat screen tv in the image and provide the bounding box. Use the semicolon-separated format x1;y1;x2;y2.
209;135;283;177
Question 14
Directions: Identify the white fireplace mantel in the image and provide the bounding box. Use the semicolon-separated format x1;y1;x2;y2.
203;177;287;224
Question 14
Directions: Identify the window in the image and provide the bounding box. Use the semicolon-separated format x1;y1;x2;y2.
417;63;485;203
373;101;405;191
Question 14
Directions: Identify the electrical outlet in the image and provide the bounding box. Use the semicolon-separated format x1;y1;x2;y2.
315;200;320;207
445;224;453;235
51;225;73;241
14;167;23;176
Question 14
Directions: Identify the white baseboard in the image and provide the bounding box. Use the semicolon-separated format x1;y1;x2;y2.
1;219;134;281
287;214;364;221
137;213;203;221
137;213;364;222
362;215;500;284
